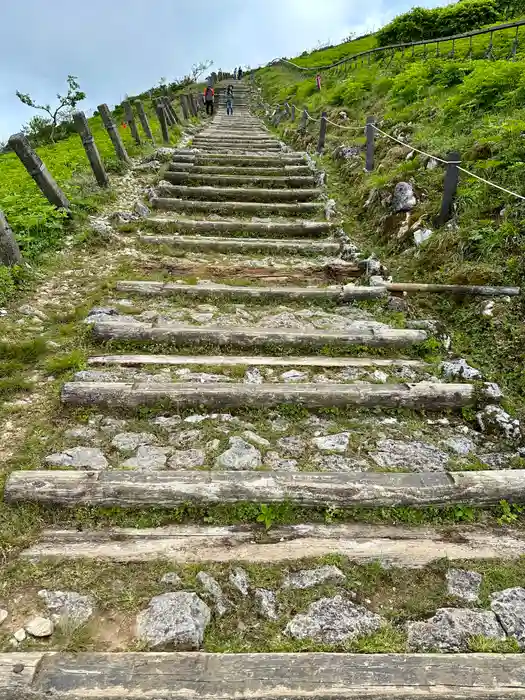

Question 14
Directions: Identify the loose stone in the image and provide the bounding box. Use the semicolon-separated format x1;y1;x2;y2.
491;587;525;648
136;592;210;649
255;588;279;620
112;432;158;452
197;571;228;617
283;565;346;590
230;567;250;596
407;608;505;652
215;437;261;470
446;569;482;602
45;447;108;471
25;617;54;638
312;433;350;453
38;590;95;628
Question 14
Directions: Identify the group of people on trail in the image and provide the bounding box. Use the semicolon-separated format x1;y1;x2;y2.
233;66;243;80
203;82;235;117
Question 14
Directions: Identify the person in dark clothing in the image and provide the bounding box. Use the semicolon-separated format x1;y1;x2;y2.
237;66;243;80
204;85;214;115
226;84;234;115
233;68;238;80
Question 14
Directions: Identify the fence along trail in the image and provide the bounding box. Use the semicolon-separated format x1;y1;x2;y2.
2;79;525;696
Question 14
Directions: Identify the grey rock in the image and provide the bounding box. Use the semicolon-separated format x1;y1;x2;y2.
407;608;505;652
441;436;476;456
269;417;290;432
161;572;182;587
370;370;389;383
370;439;448;472
387;296;408;312
479;452;515;469
19;304;47;321
446;569;482;602
477;405;521;440
184;414;210;424
45;447;108;471
230;567;250;596
491;587;525;648
242;430;271;448
112;432;158;452
197;572;228;617
285;595;385;644
169;429;202;448
215;437;261;470
244;367;263;384
13;628;26;642
255;588;279;620
484;382;503;400
284;565;346;590
38;590;95;628
133;200;150;218
136;592;210;649
281;369;308;382
25;617;54;638
264;451;298;471
64;426;98;441
0;609;7;625
392;182;416;213
441;358;481;381
168;449;206;469
333;144;361;160
153;416;182;428
312;454;369;472
122;445;170;470
99;417;128;434
413;228;432;246
133;160;160;172
407;319;440;333
277;436;306;457
312;433;350;453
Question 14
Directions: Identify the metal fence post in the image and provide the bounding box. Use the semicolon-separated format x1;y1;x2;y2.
72;111;109;187
436;151;461;226
317;111;328;154
365;116;375;173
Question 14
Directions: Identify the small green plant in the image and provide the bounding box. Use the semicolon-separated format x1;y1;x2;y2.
497;500;524;525
257;504;277;530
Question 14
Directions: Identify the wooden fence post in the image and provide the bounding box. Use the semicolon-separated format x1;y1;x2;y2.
317;111;328;154
72;111;109;187
8;133;70;210
365;116;375;173
0;209;22;265
300;108;308;133
122;101;141;145
155;99;170;144
98;104;131;164
135;101;155;143
164;97;179;125
291;104;296;122
436;151;460;226
189;93;198;116
180;94;190;120
160;97;174;126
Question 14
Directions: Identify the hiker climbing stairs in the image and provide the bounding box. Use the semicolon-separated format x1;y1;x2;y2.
3;79;525;696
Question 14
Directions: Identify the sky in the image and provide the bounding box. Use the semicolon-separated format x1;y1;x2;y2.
0;0;449;140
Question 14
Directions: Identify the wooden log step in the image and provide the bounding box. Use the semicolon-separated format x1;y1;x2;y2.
92;320;427;350
157;184;322;202
163;172;317;188
387;282;521;297
151;197;324;217
170;152;306;165
144;216;333;237
60;380;473;411
166;164;312;175
2;651;524;699
87;354;427;369
138;234;339;255
114;280;386;301
6;468;525;508
191;137;280;144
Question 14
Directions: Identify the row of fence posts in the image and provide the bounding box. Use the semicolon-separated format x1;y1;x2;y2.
275;103;459;225
0;90;204;265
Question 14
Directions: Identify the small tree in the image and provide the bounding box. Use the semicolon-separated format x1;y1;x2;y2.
16;75;86;143
191;60;213;82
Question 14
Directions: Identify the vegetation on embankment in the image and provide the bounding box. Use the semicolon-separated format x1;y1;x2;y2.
255;19;525;415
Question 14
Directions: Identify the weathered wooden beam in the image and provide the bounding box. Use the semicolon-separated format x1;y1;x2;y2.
6;469;525;508
98;103;131;164
21;523;525;564
92;320;427;349
7;133;70;210
317;111;328;154
138;234;338;255
122;100;141;145
72;111;109;187
156;183;320;202
151;197;324;216
134;100;155;143
365;116;375;173
1;651;524;698
179;94;190;120
155;99;170;145
386;282;520;296
0;209;22;265
162;172;316;188
143;216;333;236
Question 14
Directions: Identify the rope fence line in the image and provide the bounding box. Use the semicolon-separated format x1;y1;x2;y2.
371;126;460;165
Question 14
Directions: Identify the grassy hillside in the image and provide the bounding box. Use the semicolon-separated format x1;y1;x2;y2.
255;21;525;416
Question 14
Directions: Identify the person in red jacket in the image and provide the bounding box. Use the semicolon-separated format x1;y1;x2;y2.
204;85;215;115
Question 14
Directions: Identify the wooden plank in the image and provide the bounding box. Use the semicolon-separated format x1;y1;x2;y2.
144;216;333;236
387;282;520;297
7;469;525;509
114;280;386;301
3;652;521;698
0;653;44;697
87;354;427;369
157;184;321;202
151;198;324;216
138;234;339;255
22;523;525;565
92;321;427;349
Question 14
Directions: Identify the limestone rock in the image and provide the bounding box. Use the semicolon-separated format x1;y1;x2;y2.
38;590;95;628
13;628;26;642
281;369;308;382
242;430;271;448
215;437;261;470
45;447;108;471
277;436;306;457
312;454;369;472
446;569;482;602
133;201;150;218
168;449;206;469
230;567;250;596
491;587;525;648
169;429;202;448
413;228;432;246
112;432;158;452
407;608;505;652
370;439;448;472
440;358;481;381
197;572;228;617
244;367;263;384
122;445;170;470
285;595;385;644
153;416;182;428
392;182;416;213
477;405;521;440
64;427;98;441
25;616;54;638
99;417;128;434
255;588;279;620
284;566;346;590
441;436;476;456
312;433;349;453
264;451;298;471
161;572;182;587
136;592;210;649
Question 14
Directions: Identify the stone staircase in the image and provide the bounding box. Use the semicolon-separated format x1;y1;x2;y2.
3;81;525;696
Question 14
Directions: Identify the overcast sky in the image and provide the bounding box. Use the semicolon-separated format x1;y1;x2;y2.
0;0;448;140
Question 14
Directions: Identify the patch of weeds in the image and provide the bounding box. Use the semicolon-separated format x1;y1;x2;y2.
0;376;34;399
497;500;524;526
468;635;521;653
44;350;86;375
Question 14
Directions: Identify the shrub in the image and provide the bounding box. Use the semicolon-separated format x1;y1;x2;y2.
444;61;524;113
